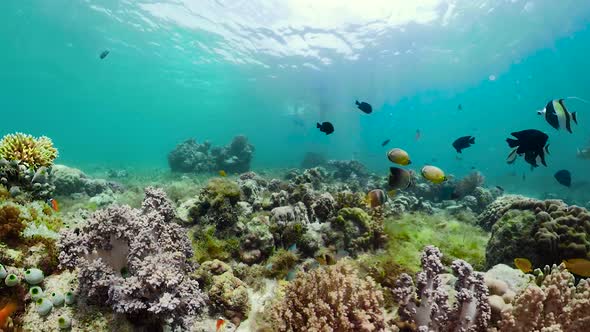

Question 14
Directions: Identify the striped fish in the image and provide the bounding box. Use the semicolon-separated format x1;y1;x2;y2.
537;99;578;133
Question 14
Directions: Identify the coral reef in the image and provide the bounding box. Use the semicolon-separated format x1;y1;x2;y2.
328;207;386;255
498;263;590;331
51;165;122;197
168;136;254;174
327;160;370;191
483;197;590;269
0;135;58;199
268;262;385;331
391;245;491;331
0;133;58;170
58;187;206;329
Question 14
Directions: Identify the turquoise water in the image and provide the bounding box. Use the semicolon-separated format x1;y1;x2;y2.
2;0;590;199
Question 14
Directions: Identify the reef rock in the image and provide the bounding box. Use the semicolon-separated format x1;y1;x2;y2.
51;165;121;197
483;197;590;269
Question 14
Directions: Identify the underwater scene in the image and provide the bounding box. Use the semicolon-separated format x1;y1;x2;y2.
2;0;590;331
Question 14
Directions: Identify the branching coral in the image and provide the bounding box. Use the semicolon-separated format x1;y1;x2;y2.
269;262;385;331
58;187;206;329
0;133;58;169
391;245;491;332
498;263;590;331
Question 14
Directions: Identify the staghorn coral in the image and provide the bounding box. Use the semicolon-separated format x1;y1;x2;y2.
269;261;385;332
483;197;590;269
58;187;206;329
0;133;58;169
391;245;491;332
498;263;590;331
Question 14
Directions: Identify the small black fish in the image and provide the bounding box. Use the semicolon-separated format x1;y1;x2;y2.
99;50;110;59
554;170;571;187
506;129;549;168
452;135;475;153
317;122;334;135
381;139;390;147
355;100;372;114
458;104;463;111
495;185;505;192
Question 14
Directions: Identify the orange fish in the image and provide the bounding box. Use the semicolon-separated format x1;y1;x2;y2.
48;198;59;212
415;129;421;141
0;301;17;328
216;317;226;332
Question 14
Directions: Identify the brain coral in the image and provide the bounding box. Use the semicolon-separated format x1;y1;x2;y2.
483;196;590;269
0;133;58;169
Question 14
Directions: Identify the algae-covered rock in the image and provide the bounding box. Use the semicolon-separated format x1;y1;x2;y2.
239;216;274;264
484;198;590;269
208;271;251;323
328;207;386;255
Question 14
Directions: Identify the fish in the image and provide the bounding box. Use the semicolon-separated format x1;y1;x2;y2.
317;122;334;135
537;99;577;133
366;189;387;208
48;198;59;212
99;50;110;59
381;139;391;147
458;104;463;111
452;136;475;153
506;129;550;168
286;268;298;281
562;258;590;277
415;129;421;141
514;258;533;273
495;185;505;192
388;167;414;190
554;170;571;187
216;317;226;332
355;100;372;114
287;243;298;253
0;301;17;328
387;148;411;166
577;147;590;159
421;165;447;184
218;170;227;177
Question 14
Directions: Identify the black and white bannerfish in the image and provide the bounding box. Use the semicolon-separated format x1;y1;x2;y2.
537;99;578;133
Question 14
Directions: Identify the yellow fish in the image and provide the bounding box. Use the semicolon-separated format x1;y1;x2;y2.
218;170;227;177
387;148;412;166
421;165;447;184
562;258;590;277
514;258;533;273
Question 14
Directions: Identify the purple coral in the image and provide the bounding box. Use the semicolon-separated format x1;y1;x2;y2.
392;245;491;332
58;187;206;329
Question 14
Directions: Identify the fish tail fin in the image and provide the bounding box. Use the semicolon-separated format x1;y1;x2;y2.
506;138;519;148
355;100;360;106
572;112;578;124
566;96;590;104
469;137;475;144
545;144;550;154
316;122;321;128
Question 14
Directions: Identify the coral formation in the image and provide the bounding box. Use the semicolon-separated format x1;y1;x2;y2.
498;263;590;331
51;165;122;197
268;262;385;331
168;135;254;174
391;245;491;331
300;151;327;169
483;196;590;268
58;187;206;329
328;207;386;255
0;133;58;170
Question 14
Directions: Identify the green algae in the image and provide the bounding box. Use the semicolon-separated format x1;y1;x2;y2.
190;226;240;263
378;212;488;273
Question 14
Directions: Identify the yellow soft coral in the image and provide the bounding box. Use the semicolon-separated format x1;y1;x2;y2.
0;133;58;169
